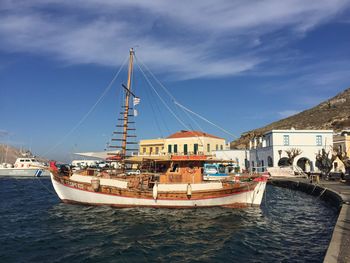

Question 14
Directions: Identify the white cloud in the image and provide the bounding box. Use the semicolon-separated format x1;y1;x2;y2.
0;0;349;79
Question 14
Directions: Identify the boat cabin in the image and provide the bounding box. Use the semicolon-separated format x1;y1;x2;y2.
14;158;43;168
157;155;235;184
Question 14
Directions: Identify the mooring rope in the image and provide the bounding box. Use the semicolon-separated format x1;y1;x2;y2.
35;175;57;196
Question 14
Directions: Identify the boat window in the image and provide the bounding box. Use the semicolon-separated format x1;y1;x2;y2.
226;166;234;173
20;159;24;162
170;163;179;172
218;164;225;173
31;159;36;162
25;159;30;162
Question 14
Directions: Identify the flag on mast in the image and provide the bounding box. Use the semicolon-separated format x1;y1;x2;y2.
133;97;140;106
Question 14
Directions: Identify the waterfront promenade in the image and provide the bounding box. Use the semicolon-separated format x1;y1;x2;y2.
269;177;350;263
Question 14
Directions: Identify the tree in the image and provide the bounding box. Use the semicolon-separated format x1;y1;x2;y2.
315;148;337;176
285;148;302;166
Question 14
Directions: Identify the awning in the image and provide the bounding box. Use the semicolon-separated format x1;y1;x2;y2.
125;155;171;163
74;151;118;160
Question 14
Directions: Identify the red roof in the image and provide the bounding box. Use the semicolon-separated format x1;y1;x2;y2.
167;130;223;139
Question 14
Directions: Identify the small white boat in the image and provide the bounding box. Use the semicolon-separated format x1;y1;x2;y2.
0;157;50;177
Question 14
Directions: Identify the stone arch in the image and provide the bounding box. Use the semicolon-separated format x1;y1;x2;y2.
297;157;312;172
278;157;289;167
267;156;273;167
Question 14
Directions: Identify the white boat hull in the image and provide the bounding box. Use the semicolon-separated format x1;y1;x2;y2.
50;173;267;208
0;168;50;177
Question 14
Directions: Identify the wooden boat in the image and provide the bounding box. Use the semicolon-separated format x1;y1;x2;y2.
49;48;267;208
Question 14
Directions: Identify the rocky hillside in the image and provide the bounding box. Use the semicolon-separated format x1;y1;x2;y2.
231;87;350;149
0;144;47;164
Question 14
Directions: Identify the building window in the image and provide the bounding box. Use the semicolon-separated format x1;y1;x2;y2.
184;144;188;155
174;144;178;153
142;147;146;153
316;135;322;146
194;144;198;154
220;145;223;150
266;136;271;147
283;135;289;146
207;144;210;152
155;147;159;154
216;144;218;150
150;147;153;154
168;145;172;153
267;156;273;167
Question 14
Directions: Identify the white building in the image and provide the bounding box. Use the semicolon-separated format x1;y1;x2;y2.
213;149;250;172
249;129;333;172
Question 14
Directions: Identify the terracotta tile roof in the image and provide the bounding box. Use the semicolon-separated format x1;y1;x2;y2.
167;130;223;139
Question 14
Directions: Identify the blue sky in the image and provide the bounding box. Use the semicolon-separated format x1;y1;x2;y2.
1;0;350;162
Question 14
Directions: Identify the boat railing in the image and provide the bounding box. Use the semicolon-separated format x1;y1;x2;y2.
250;166;267;173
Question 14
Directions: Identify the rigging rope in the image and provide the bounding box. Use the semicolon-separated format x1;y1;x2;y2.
135;63;190;131
135;56;204;146
173;101;237;139
143;78;164;137
42;56;129;158
135;55;236;140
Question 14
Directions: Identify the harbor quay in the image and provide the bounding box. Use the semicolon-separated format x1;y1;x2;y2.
269;177;350;263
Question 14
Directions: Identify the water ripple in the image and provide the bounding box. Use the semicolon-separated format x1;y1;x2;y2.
0;178;338;263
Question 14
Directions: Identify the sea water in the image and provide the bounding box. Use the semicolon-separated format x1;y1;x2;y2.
0;178;338;263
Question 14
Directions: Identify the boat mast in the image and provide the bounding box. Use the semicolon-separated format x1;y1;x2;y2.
121;48;134;158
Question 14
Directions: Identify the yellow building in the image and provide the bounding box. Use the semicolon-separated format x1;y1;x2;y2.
139;138;165;156
139;130;226;156
333;130;350;172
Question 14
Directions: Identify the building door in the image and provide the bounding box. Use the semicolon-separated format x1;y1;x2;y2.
297;157;311;172
194;144;198;155
184;144;188;155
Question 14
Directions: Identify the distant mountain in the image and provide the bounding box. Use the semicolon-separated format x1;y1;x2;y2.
231;87;350;149
0;144;47;164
